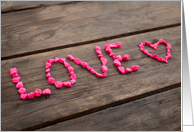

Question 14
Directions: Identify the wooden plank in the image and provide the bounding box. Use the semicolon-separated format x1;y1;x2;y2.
1;1;71;12
1;26;181;130
1;1;181;58
38;87;181;131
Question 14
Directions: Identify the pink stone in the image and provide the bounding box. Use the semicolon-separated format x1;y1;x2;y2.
47;59;55;64
167;49;171;54
140;47;144;51
152;54;158;59
110;43;117;48
147;53;153;57
109;52;115;57
34;89;42;97
18;88;26;94
142;49;149;54
67;54;75;60
69;71;74;76
106;47;112;53
100;58;107;66
95;46;101;51
70;74;76;80
68;66;74;72
96;73;104;77
81;62;88;68
98;54;103;58
164;59;168;63
166;44;172;49
113;59;121;67
96;50;102;55
10;67;17;76
74;58;81;65
63;82;71;87
118;67;125;74
113;56;116;60
46;73;51;78
20;94;28;100
16;81;24;89
116;55;122;61
159;39;164;43
117;42;122;48
70;79;76;84
12;76;21;83
54;57;60;62
104;44;110;49
59;58;66;63
64;61;70;68
103;72;107;77
55;81;63;88
157;57;163;61
131;65;139;72
48;77;55;84
12;74;19;78
90;68;97;74
163;41;168;45
122;54;130;61
150;45;154;48
87;65;92;71
125;68;132;73
45;62;51;68
145;41;151;45
154;46;157;50
46;65;51;69
42;88;51;95
102;66;108;73
28;92;35;99
45;69;50;73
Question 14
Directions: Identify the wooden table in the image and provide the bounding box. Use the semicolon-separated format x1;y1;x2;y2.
1;1;181;131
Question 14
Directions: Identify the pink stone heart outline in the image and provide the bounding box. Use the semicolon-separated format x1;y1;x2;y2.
139;39;172;63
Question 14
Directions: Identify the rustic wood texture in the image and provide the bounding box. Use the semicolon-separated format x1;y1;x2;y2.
38;87;181;131
1;1;181;58
1;26;181;131
1;1;70;12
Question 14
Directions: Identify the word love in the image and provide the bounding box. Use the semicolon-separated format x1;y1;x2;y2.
10;40;172;101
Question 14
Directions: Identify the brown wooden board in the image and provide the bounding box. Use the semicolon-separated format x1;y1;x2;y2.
1;26;181;130
38;87;181;131
1;1;71;12
1;1;181;58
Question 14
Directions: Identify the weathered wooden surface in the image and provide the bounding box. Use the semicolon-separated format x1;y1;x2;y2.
1;1;71;12
1;26;181;131
39;87;181;131
1;1;181;58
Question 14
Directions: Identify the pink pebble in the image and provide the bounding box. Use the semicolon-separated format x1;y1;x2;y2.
116;55;122;61
20;94;28;100
159;39;164;43
18;88;26;94
34;89;42;97
81;62;88;68
16;81;24;89
154;46;157;50
67;54;75;60
104;44;110;49
100;58;107;66
166;44;172;49
70;79;76;84
68;66;74;72
87;65;92;71
54;57;60;62
157;57;163;61
96;50;102;55
113;56;116;60
90;68;97;74
48;77;55;84
12;74;19;78
74;58;81;65
96;73;104;77
47;59;55;64
28;92;34;99
10;67;17;76
125;68;132;73
45;62;51;69
64;61;70;68
46;73;51;78
98;54;103;58
113;59;121;67
152;54;158;59
70;74;76;80
131;65;139;72
117;42;122;48
42;88;51;95
122;54;130;61
118;67;125;74
55;81;63;88
69;71;74;76
46;65;51;69
102;66;108;73
110;43;117;48
109;52;115;57
45;69;50;73
95;46;101;51
145;41;151;45
12;76;21;83
59;58;66;63
167;49;171;54
106;47;112;53
142;49;149;54
150;45;154;48
63;82;71;87
103;72;107;77
147;53;153;57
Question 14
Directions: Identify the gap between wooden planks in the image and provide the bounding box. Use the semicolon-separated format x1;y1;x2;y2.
1;26;181;130
1;1;181;58
38;87;181;131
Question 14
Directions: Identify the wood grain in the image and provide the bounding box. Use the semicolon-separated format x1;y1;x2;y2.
1;1;181;58
1;1;71;12
1;26;181;130
38;87;181;131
